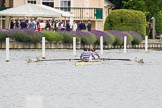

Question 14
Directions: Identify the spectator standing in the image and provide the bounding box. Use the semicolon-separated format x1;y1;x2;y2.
61;21;65;31
39;20;45;30
56;20;61;31
29;19;35;30
10;19;14;29
20;19;28;29
78;21;86;30
45;20;51;30
53;20;58;31
36;19;40;28
77;21;81;30
87;20;92;31
15;19;20;28
72;21;77;31
66;21;71;31
37;23;41;32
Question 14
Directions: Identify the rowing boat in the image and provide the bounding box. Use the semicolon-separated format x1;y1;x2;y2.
75;61;101;66
26;57;144;64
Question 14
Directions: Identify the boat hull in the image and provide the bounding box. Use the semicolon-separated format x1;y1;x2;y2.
75;61;101;66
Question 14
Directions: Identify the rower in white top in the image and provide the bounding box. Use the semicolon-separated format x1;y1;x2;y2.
89;48;100;60
80;48;100;62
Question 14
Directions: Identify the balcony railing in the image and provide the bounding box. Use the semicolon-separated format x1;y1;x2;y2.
55;7;103;20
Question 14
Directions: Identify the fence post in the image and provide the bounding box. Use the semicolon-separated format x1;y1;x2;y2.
145;36;148;52
6;38;10;62
42;37;46;59
124;36;127;53
100;36;103;55
73;37;76;56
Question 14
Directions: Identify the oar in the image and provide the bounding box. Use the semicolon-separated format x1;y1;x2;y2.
37;58;80;61
101;58;144;63
26;58;81;63
26;57;144;64
101;58;131;61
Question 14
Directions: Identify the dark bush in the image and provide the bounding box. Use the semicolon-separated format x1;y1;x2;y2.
108;30;129;45
105;31;116;45
122;31;134;44
58;31;77;43
127;31;143;45
155;12;162;35
0;29;143;46
0;30;8;40
8;29;42;43
75;31;97;45
91;30;110;45
11;29;32;42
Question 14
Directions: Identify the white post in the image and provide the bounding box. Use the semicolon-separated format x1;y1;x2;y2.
100;36;103;55
24;0;28;4
6;38;10;62
151;17;156;39
37;0;42;5
73;37;76;56
124;36;127;53
70;17;74;29
42;37;46;59
145;35;148;52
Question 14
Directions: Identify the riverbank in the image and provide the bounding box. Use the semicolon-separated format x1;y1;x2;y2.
0;39;162;49
141;39;162;43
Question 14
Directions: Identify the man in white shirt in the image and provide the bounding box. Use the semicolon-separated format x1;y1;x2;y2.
72;21;78;31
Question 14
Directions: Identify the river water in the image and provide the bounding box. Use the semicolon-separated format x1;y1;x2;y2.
0;49;162;108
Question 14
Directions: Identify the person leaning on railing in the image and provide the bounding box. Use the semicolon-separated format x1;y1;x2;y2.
87;19;92;31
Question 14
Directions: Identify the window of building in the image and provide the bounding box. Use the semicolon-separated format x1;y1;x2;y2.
42;0;54;8
0;0;4;7
28;0;36;4
9;0;13;7
60;0;71;12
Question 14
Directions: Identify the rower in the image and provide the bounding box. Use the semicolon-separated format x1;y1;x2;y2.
80;48;91;62
89;48;100;60
80;48;100;62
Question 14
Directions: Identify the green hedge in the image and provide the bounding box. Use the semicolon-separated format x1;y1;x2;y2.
58;31;73;43
75;31;97;45
104;9;146;36
0;30;9;40
105;32;116;45
42;30;63;43
0;29;42;43
0;29;143;45
127;31;143;45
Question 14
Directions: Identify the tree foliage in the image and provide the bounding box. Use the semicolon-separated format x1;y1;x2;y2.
109;0;162;17
155;12;162;35
108;0;124;9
